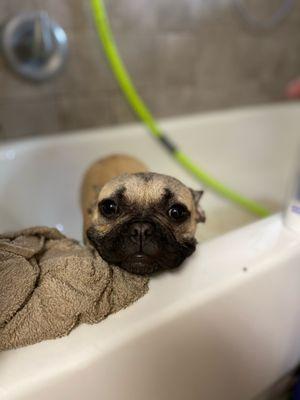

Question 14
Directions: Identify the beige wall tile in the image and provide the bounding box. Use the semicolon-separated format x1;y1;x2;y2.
0;59;55;100
106;90;135;124
0;0;300;140
157;33;198;86
0;97;59;139
56;93;109;131
2;0;39;16
52;31;119;96
113;31;160;87
107;0;157;33
36;0;89;33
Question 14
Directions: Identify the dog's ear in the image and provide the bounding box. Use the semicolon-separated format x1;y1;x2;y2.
190;189;206;223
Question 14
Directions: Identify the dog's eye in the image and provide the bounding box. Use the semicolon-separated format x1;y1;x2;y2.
168;204;189;222
99;199;118;217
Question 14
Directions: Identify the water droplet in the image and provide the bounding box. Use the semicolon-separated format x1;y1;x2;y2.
55;224;64;232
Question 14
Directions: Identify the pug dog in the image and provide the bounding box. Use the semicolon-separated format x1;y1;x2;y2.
81;155;205;275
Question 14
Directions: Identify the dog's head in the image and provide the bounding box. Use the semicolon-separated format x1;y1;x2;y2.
87;172;205;275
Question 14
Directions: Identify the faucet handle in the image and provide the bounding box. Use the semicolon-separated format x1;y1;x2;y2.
32;11;54;61
1;11;68;82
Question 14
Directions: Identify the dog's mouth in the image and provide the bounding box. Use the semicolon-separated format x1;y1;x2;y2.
130;253;149;261
120;252;160;274
125;253;151;264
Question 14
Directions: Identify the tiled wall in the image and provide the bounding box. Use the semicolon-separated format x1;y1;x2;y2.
0;0;300;140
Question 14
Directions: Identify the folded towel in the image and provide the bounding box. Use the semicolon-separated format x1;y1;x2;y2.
0;227;149;351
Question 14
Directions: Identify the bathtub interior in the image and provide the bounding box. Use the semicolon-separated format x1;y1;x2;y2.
0;104;299;329
0;104;300;399
0;104;299;243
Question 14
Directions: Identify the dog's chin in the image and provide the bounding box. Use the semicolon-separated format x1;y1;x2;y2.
102;250;191;276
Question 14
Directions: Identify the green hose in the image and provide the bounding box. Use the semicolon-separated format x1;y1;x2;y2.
91;0;271;218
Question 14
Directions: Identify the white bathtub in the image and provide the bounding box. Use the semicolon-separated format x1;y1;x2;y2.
0;103;300;400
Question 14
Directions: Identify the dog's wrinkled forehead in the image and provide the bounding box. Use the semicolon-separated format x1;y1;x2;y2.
98;172;193;208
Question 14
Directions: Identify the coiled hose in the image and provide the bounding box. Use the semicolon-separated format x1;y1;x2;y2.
91;0;270;218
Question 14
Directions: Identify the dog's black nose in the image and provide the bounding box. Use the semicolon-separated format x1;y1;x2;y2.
129;222;154;244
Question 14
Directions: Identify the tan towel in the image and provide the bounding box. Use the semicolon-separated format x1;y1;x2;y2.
0;227;149;351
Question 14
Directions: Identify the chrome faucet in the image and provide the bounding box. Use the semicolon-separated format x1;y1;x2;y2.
1;11;68;82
